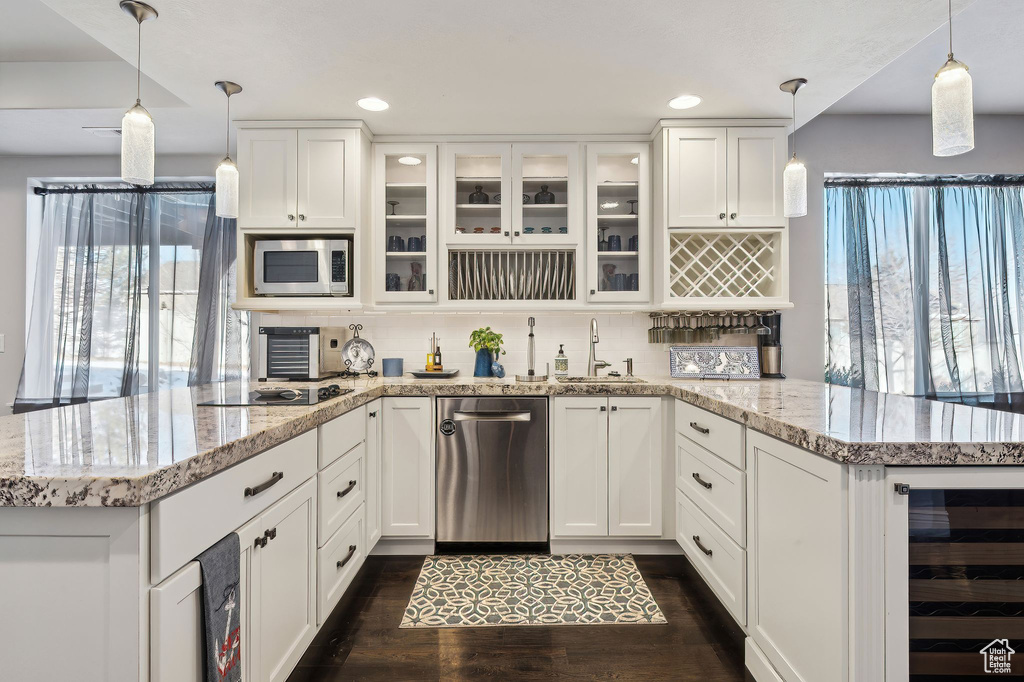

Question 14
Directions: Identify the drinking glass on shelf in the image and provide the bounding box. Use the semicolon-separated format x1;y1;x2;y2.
387;200;399;216
598;226;609;252
627;199;638;215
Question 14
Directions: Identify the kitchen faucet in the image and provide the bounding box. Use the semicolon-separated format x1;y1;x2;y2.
588;318;611;376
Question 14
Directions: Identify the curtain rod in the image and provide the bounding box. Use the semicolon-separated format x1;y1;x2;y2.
34;185;215;196
825;174;1024;188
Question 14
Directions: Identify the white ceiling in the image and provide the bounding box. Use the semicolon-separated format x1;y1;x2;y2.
827;0;1024;115
0;0;978;156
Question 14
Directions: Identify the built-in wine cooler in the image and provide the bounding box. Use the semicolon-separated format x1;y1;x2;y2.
889;473;1024;680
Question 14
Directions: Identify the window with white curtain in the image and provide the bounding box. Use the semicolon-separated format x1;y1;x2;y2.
17;183;249;412
825;174;1024;411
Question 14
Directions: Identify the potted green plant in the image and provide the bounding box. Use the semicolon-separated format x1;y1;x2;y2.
469;327;506;377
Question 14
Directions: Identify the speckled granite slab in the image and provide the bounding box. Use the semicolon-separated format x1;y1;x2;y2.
2;377;1024;507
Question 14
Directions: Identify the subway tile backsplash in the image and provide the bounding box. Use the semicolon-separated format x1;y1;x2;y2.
257;312;670;377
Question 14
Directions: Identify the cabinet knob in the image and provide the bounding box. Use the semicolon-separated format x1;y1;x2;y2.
730;212;737;220
718;212;726;220
504;231;510;237
514;231;520;237
590;289;596;295
600;405;607;411
299;214;306;221
428;289;434;295
287;214;295;221
369;411;377;418
610;405;618;411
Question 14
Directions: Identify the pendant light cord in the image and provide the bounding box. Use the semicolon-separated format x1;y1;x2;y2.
791;91;797;158
136;20;142;104
948;0;954;58
225;95;230;158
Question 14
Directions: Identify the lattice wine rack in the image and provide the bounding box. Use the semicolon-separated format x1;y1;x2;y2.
668;232;780;299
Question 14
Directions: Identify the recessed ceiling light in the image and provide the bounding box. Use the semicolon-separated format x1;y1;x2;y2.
357;97;389;111
630;156;639;165
398;156;422;166
668;94;702;110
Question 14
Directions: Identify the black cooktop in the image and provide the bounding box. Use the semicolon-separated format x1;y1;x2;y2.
197;385;353;407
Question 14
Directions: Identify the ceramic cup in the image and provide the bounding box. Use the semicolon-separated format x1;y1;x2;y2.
381;358;404;377
387;235;405;252
628;235;639;251
613;273;628;291
628;273;639;291
608;235;622;252
385;273;401;291
407;237;422;252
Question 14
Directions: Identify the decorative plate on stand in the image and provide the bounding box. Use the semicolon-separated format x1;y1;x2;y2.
669;346;760;379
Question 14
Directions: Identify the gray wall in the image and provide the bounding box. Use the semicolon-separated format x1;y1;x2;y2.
0;154;217;414
783;114;1024;383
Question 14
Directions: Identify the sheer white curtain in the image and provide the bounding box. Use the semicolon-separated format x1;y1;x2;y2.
826;175;1024;407
17;185;249;412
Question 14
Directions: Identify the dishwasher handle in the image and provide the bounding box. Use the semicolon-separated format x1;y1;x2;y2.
452;411;532;422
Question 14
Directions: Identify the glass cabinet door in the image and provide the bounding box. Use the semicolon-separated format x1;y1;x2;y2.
586;143;650;302
887;470;1024;680
445;143;511;246
512;143;578;246
374;143;437;302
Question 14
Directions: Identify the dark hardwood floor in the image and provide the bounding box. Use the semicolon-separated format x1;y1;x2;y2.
288;554;751;681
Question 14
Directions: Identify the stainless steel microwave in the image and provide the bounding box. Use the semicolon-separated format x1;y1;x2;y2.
253;238;352;297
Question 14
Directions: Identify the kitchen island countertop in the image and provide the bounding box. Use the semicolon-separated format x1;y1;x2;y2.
3;376;1024;507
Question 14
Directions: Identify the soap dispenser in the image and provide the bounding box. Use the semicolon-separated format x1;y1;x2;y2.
555;344;568;377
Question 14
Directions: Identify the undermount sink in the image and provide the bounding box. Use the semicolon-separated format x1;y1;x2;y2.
555;376;646;384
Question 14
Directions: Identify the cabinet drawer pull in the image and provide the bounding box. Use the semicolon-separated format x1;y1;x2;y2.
693;535;713;557
369;411;377;418
337;544;357;569
692;472;713;490
337;480;357;498
244;471;284;498
689;421;710;435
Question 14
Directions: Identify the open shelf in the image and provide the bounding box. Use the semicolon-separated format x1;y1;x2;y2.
456;176;501;182
597;214;639;220
455;203;501;210
386;182;427;188
598;251;640;257
523;176;568;182
598;181;639;188
523;203;568;209
385;251;428;258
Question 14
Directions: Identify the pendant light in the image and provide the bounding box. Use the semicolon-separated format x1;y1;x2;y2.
780;78;808;219
932;0;974;156
214;81;242;218
119;1;158;186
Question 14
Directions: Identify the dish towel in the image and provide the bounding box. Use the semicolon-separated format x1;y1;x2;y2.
196;533;242;682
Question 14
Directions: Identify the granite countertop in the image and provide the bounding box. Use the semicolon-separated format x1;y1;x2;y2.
2;376;1024;508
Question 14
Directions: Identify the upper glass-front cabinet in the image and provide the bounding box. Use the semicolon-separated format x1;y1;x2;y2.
373;143;437;302
586;143;650;302
444;143;579;246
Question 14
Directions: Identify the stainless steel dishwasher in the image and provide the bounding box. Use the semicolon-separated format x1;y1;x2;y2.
436;397;548;544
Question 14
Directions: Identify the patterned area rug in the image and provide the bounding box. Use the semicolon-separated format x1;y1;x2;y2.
399;554;666;627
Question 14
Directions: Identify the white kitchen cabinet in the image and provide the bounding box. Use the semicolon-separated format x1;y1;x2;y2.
746;430;847;682
150;480;314;682
586;142;651;303
444;142;512;246
664;126;785;229
250;477;318;682
151;517;261;682
513;142;579;246
380;397;433;538
726;127;786;228
608;397;662;536
297;129;359;228
237;128;298;229
238;125;361;229
374;143;438;303
365;399;382;550
552;397;662;538
666;127;728;228
552;397;609;537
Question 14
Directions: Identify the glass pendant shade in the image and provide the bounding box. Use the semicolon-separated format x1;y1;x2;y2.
932;58;974;157
121;103;155;185
216;158;239;218
783;156;807;218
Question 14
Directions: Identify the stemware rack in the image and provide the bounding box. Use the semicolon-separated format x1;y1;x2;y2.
647;310;779;344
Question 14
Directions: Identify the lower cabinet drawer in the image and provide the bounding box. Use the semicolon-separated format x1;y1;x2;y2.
317;503;366;625
675;400;745;470
676;434;746;546
676;488;746;626
317;442;365;546
151;429;318;585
